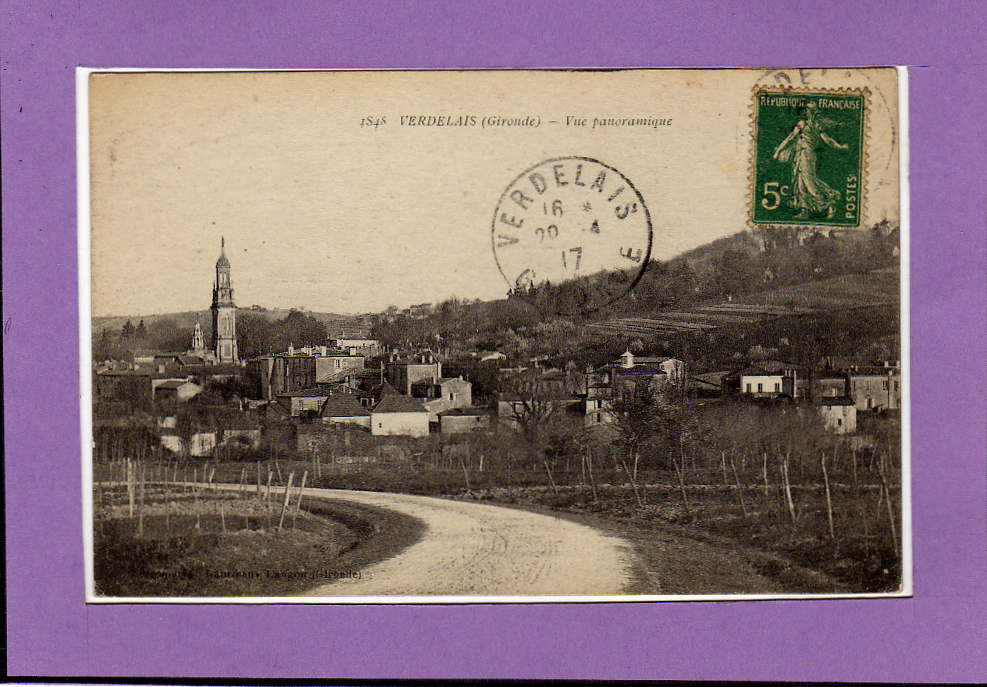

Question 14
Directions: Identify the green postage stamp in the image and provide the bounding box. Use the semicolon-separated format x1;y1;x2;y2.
750;88;868;228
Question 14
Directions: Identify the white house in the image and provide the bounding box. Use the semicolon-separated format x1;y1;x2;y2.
320;392;372;429
738;361;801;398
189;431;217;457
818;397;857;434
371;394;429;437
159;429;184;454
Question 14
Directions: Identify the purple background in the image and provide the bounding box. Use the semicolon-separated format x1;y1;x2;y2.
3;0;985;681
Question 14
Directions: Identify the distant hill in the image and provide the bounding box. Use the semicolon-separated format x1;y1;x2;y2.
92;308;367;336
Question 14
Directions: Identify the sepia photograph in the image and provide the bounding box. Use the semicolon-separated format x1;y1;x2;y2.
82;67;907;602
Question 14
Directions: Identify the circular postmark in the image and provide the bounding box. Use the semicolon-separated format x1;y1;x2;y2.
491;156;653;314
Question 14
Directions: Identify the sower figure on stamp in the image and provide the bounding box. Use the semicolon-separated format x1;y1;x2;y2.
772;102;849;219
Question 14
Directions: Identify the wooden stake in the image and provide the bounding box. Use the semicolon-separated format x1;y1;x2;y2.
128;459;135;518
543;460;558;495
277;472;295;531
296;471;308;512
762;452;770;501
137;462;146;538
781;455;797;525
821;452;836;542
586;449;598;502
877;454;899;556
729;453;748;518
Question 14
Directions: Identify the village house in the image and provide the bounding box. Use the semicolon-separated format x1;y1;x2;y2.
222;420;262;449
319;392;372;429
814;373;850;399
818;397;857;434
438;407;493;434
189;431;217;457
736;360;803;399
411;376;473;421
592;351;687;399
688;371;731;398
371;394;430;437
583;397;615;427
848;364;901;411
153;379;202;402
152;352;205;371
496;393;585;431
275;388;331;417
331;337;381;355
94;366;166;406
248;346;366;400
159;428;184;454
385;352;442;394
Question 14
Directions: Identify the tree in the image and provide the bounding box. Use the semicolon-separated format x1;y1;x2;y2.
237;313;278;358
121;320;135;339
609;378;663;505
136;319;147;339
279;309;328;349
499;367;574;453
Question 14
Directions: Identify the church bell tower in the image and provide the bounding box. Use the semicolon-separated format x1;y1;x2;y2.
211;237;238;363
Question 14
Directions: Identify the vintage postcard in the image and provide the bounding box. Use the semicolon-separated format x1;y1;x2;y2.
81;68;907;602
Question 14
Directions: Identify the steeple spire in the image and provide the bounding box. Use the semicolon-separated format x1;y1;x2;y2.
216;236;231;269
211;237;237;363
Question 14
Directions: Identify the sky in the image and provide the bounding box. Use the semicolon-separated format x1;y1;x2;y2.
88;69;900;317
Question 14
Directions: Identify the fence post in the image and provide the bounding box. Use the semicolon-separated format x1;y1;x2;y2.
127;459;135;518
277;472;295;531
821;452;836;543
296;471;308;512
137;461;146;538
729;453;748;519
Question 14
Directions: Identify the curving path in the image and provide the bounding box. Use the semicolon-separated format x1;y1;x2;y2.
290;487;635;597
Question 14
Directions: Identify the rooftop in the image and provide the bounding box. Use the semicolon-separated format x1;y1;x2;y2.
818;396;856;406
156;380;196;390
276;387;330;398
320;393;371;417
437;407;493;417
373;394;427;413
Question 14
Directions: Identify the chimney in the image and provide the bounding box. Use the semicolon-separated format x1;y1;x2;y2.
288;343;294;355
320;346;328;356
621;350;634;369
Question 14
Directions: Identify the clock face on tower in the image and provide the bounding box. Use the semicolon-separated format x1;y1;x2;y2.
491;157;653;314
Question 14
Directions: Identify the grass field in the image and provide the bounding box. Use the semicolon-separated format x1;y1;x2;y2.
92;482;424;597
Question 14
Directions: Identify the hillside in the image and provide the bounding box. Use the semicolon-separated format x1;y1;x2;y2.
587;268;898;338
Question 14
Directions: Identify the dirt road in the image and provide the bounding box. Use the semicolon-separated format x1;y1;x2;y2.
293;487;634;597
